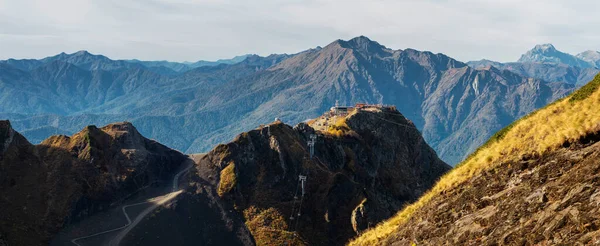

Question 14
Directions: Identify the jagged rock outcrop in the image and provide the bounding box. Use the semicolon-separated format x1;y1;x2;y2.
190;107;450;245
0;120;186;246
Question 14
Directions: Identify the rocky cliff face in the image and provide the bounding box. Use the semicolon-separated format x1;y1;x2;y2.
0;120;186;245
190;107;449;245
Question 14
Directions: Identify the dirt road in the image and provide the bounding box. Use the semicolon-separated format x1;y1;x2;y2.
70;156;199;246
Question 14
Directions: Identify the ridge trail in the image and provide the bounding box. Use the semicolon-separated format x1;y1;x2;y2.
70;155;201;246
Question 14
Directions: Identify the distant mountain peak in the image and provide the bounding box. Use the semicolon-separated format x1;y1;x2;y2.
348;35;374;43
518;43;592;68
578;50;600;55
466;59;503;69
53;50;96;58
576;50;600;67
74;50;90;55
346;35;387;49
532;43;556;52
69;50;107;60
326;36;391;59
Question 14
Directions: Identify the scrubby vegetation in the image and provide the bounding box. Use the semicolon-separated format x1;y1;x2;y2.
570;74;600;102
217;162;237;197
244;206;304;245
349;74;600;245
327;117;351;137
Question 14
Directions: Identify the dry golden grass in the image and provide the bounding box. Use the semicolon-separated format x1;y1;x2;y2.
349;75;600;245
243;206;305;245
326;116;351;137
217;161;237;197
242;206;307;245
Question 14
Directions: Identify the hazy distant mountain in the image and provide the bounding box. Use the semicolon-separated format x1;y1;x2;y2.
42;50;147;71
468;44;600;86
467;61;599;86
576;50;600;67
518;44;593;68
0;51;251;75
466;59;503;68
189;54;252;66
0;37;578;165
127;54;252;73
0;58;44;71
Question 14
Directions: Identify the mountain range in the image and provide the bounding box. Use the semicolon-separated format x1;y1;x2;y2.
0;52;251;74
3;36;600;246
468;43;600;86
1;37;598;165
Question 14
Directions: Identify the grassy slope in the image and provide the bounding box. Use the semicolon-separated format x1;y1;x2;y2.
349;74;600;245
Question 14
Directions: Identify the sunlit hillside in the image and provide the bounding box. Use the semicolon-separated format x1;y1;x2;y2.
349;74;600;245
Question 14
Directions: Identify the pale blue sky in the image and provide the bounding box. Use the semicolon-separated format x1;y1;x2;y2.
1;0;599;62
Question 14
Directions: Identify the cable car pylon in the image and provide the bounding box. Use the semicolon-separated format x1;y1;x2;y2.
287;134;317;244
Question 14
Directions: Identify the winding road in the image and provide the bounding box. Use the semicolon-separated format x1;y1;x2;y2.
70;158;196;246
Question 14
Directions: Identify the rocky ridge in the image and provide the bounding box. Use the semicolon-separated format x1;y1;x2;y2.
186;106;450;245
0;120;186;245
